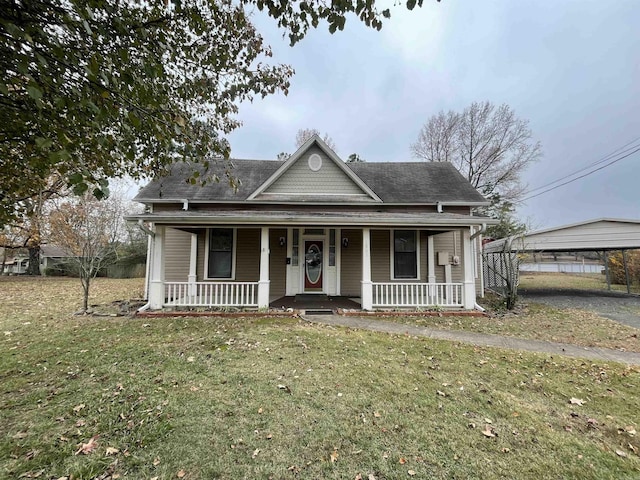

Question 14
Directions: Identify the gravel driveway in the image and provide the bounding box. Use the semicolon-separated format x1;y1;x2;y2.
519;288;640;329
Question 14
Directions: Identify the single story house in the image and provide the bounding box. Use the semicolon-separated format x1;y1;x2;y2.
128;136;492;311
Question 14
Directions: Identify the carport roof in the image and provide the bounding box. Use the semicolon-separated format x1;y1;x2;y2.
484;218;640;253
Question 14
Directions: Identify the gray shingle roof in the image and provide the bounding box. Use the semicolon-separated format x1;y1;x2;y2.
134;159;487;205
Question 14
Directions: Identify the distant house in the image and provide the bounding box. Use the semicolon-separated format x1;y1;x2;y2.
127;136;492;311
2;253;29;275
40;244;72;274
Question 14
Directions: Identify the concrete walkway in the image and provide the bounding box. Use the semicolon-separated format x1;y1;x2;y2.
301;314;640;366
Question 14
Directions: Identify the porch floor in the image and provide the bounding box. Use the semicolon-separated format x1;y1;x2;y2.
270;295;361;311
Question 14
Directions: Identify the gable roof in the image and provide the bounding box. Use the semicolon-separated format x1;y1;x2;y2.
134;156;488;205
484;218;640;253
248;135;381;202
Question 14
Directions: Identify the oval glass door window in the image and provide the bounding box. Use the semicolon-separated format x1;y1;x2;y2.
305;242;322;289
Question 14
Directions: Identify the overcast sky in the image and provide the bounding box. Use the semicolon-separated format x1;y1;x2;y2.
225;0;640;230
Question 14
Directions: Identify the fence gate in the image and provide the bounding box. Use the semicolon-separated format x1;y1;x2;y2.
483;252;520;295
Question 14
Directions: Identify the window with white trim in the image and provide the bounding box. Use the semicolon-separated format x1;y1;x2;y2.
207;228;234;278
393;230;418;279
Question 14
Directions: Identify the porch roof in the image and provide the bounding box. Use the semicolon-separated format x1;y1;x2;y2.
126;209;495;227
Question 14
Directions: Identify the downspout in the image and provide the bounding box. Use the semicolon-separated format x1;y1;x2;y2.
470;223;487;311
136;220;155;312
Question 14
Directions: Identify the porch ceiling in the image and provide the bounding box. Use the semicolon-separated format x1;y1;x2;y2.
125;209;496;227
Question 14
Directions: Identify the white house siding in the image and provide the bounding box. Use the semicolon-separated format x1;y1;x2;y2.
269;228;287;298
164;227;191;282
340;229;363;296
265;145;366;196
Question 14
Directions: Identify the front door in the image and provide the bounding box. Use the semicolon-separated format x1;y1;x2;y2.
304;240;323;292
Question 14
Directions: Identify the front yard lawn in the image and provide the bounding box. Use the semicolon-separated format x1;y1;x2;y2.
1;278;639;479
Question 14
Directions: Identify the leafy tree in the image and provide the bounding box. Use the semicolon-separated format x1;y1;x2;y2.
0;175;67;274
295;128;337;151
411;101;541;223
49;192;126;312
1;0;430;227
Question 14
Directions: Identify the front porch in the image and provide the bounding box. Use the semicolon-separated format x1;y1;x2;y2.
146;225;479;311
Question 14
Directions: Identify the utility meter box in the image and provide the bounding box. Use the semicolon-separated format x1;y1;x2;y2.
438;251;449;266
452;255;460;266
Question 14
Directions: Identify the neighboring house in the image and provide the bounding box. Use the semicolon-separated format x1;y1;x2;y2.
40;244;71;274
128;136;492;311
2;253;29;275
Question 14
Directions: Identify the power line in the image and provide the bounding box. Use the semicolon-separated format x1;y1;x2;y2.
521;145;640;202
524;134;640;195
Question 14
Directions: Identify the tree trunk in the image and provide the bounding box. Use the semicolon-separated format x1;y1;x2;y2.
82;275;90;312
26;246;41;275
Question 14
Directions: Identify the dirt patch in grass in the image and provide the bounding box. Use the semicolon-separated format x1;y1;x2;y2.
1;278;640;479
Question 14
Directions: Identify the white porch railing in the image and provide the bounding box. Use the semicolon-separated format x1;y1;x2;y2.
164;282;259;307
372;282;464;308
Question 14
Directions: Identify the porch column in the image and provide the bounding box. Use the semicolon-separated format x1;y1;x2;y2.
462;227;476;309
361;227;373;310
427;235;436;283
148;225;165;310
257;226;270;308
187;233;198;297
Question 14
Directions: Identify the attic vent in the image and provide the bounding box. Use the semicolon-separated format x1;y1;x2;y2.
308;153;322;172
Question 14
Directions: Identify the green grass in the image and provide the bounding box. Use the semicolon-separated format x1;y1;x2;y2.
519;272;640;295
1;277;640;479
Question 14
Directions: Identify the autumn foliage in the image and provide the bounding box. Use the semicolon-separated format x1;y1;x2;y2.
607;250;640;285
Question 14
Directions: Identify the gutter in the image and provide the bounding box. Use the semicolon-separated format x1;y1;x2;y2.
470;223;487;240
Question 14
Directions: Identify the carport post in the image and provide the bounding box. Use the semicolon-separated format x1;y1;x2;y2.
604;251;611;290
622;249;631;294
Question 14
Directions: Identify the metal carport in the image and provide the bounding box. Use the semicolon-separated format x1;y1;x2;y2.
483;218;640;293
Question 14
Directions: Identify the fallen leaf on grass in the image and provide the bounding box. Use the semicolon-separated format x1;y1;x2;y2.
73;404;86;413
330;449;339;463
177;470;186;478
482;425;496;438
399;457;406;464
569;398;585;406
13;431;28;439
252;448;260;458
75;435;99;455
436;390;446;397
277;384;292;394
408;470;416;476
105;447;119;456
368;474;376;480
153;457;161;466
616;450;628;458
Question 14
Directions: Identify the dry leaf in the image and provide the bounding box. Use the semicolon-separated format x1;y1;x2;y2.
628;443;638;454
73;404;85;413
501;447;510;453
625;426;637;436
266;433;273;440
436;390;446;397
75;419;86;427
616;449;628;458
75;435;99;455
150;477;158;480
399;457;406;464
408;470;416;476
252;448;260;458
153;457;161;466
374;412;381;418
186;356;194;362
355;474;362;480
569;398;585;406
177;470;186;478
105;447;119;456
330;449;339;463
482;425;495;438
258;407;263;414
13;431;28;439
368;474;377;480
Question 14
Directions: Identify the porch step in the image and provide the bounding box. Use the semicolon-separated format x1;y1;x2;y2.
303;309;334;315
